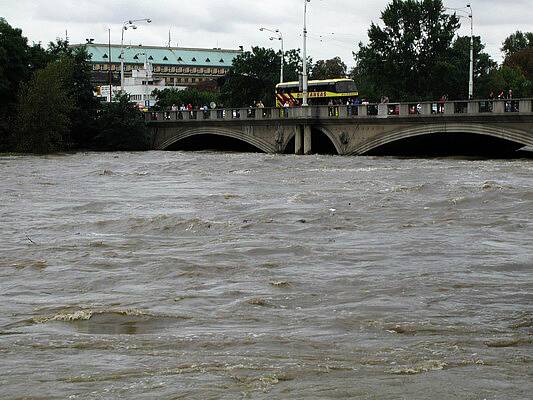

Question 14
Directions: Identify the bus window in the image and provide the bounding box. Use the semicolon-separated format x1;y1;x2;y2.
335;81;358;93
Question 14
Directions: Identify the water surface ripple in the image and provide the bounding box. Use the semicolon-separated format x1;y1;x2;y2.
0;152;531;399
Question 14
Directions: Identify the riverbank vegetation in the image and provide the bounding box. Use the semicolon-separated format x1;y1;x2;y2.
1;0;532;153
0;18;148;154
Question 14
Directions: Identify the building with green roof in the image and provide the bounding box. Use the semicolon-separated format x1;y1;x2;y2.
71;43;242;88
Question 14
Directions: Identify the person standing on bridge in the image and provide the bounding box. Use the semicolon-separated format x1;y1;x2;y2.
506;89;514;112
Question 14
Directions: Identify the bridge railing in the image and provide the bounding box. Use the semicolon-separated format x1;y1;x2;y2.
145;98;533;122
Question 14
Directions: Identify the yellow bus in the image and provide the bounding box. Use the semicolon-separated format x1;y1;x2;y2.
275;78;358;107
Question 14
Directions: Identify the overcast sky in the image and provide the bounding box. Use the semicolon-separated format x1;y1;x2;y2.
2;0;531;66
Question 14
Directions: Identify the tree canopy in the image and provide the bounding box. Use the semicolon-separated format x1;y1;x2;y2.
93;92;151;151
502;31;533;59
354;0;460;101
311;57;347;80
152;87;219;110
16;58;75;153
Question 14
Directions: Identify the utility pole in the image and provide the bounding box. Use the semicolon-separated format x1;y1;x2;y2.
302;0;310;106
467;4;474;99
108;28;112;102
446;5;474;99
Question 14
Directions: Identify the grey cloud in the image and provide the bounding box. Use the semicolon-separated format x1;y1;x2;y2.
2;0;531;65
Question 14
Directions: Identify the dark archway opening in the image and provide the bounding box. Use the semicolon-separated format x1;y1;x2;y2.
282;129;338;155
311;128;338;155
365;132;531;158
166;134;264;153
283;136;295;154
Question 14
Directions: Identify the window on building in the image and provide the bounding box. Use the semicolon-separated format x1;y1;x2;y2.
191;57;196;62
163;56;168;61
177;57;183;62
205;58;210;62
133;54;139;59
148;56;153;60
219;58;224;63
102;53;108;59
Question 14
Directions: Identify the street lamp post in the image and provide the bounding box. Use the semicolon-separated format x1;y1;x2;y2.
447;5;474;99
302;0;310;106
260;27;284;83
466;4;474;99
120;18;151;91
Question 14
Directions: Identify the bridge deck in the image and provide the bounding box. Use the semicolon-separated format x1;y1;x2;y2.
146;99;533;123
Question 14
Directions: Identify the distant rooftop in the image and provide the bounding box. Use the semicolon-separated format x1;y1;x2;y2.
72;44;242;67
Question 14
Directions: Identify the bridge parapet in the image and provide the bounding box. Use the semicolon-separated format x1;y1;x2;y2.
146;98;533;123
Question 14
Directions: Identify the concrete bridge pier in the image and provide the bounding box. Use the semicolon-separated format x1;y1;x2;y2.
303;125;312;155
295;126;303;154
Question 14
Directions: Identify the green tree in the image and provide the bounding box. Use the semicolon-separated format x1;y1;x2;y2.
283;49;312;82
152;87;219;110
41;40;99;148
311;57;347;80
0;18;33;150
493;31;533;97
436;35;497;99
501;32;533;82
355;0;460;101
220;47;280;107
16;58;74;153
485;65;531;98
349;65;379;102
504;48;533;81
66;46;99;148
501;31;533;59
93;92;150;151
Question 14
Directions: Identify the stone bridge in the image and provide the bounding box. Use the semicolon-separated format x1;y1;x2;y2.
145;99;533;155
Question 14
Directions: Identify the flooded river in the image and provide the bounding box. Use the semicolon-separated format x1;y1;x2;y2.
0;152;531;399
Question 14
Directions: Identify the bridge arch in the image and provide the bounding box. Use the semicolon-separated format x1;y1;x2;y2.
349;123;533;155
281;125;343;155
156;126;276;153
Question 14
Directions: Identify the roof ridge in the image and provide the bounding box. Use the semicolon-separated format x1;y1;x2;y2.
71;44;242;53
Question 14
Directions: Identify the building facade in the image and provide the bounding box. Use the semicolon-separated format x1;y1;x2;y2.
99;58;169;106
73;43;242;90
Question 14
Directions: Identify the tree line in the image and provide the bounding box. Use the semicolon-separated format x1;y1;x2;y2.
0;18;149;154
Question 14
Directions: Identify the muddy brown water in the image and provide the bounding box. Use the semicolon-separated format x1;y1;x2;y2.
0;152;531;399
